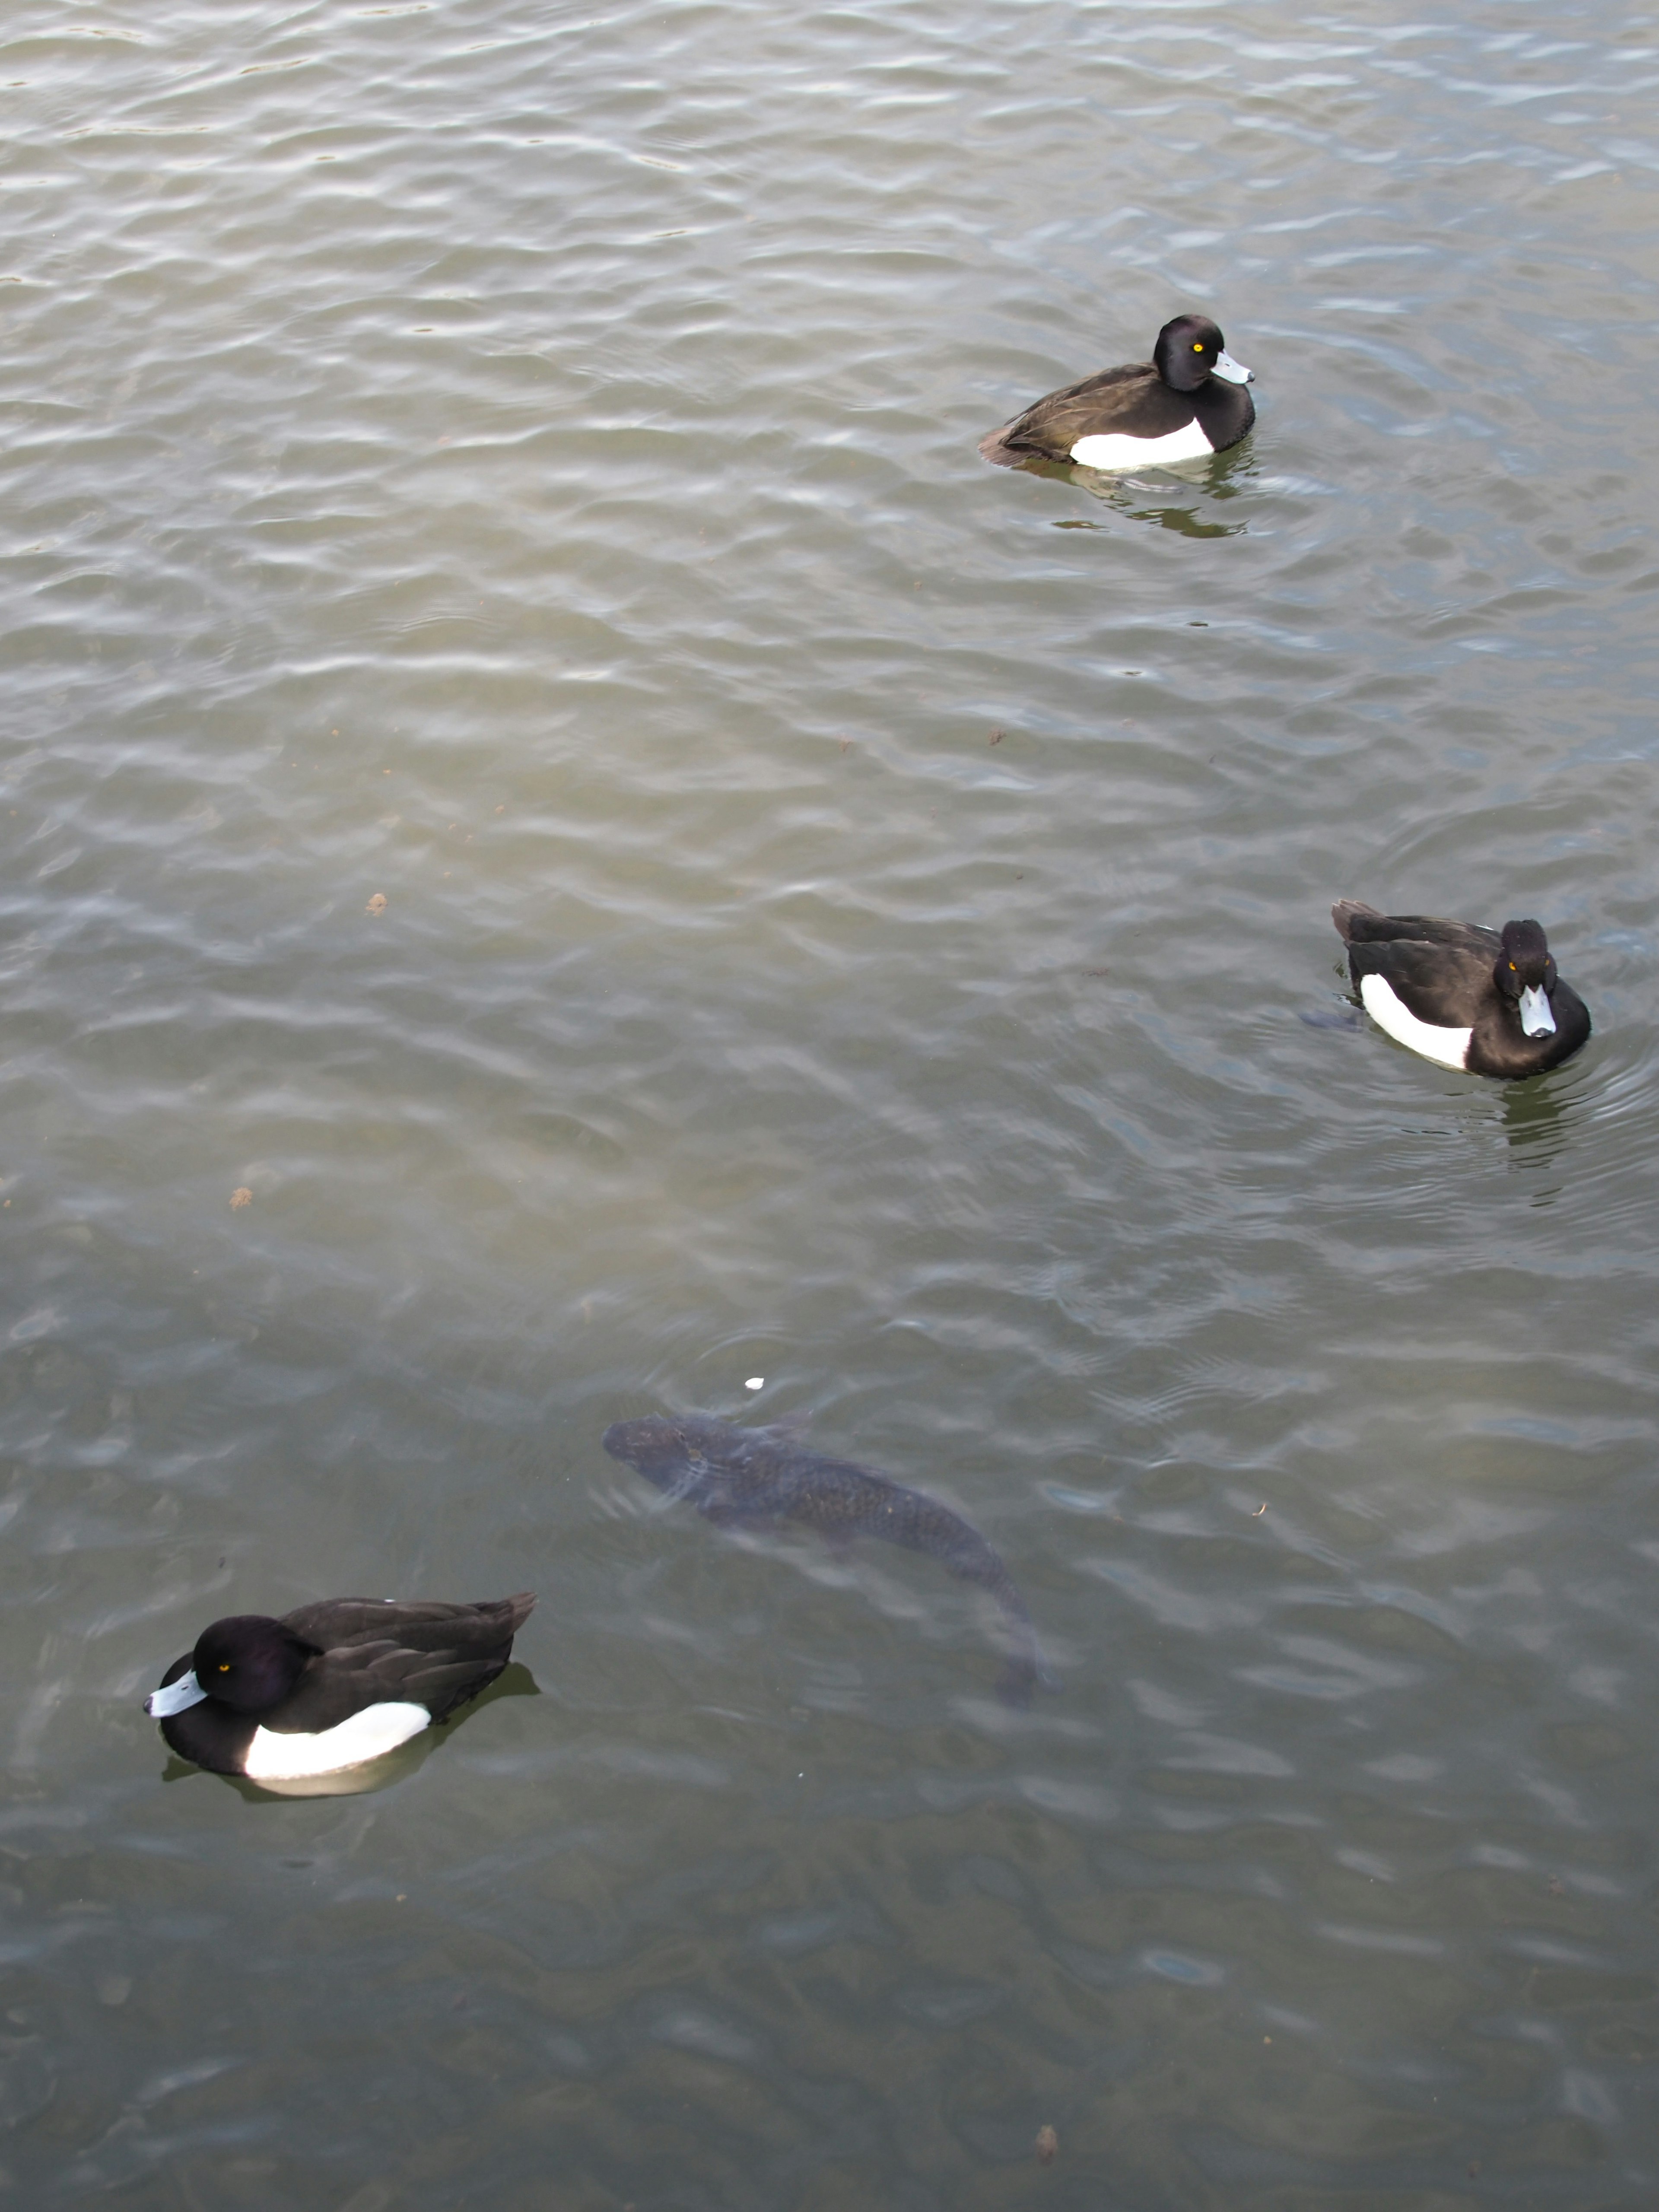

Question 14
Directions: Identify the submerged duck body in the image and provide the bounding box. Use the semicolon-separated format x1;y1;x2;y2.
980;312;1255;472
1332;902;1590;1078
145;1593;535;1780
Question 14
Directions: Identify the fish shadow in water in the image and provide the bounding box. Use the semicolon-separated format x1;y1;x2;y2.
604;1412;1058;1709
756;1523;1054;1708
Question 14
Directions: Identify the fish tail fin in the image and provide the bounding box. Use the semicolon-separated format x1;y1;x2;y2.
950;1541;1058;1705
995;1634;1060;1707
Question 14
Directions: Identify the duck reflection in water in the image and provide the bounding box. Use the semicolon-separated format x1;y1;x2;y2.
1497;1074;1577;1187
1006;446;1256;539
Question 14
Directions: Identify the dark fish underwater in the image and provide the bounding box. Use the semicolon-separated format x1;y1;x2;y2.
602;1412;1056;1705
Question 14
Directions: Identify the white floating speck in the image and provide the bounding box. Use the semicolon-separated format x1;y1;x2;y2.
745;1376;764;1391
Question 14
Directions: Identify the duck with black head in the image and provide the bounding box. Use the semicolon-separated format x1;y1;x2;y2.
145;1593;535;1782
1332;902;1591;1078
980;312;1255;473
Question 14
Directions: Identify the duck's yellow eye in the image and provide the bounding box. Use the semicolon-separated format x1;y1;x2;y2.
218;1662;230;1672
1509;962;1516;971
1193;342;1204;352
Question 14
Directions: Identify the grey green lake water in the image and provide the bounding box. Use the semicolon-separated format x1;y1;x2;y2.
3;0;1659;2204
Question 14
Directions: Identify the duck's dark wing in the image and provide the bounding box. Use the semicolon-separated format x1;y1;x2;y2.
273;1594;536;1732
1332;902;1500;960
280;1595;534;1650
1344;934;1495;1028
982;362;1187;461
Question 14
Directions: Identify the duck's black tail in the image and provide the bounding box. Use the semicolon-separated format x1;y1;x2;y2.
1331;898;1382;944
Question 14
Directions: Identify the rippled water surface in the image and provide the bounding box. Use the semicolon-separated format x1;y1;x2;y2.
4;0;1659;2203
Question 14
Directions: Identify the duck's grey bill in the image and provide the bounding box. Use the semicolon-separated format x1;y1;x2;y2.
1518;985;1556;1039
146;1670;207;1718
1211;349;1252;385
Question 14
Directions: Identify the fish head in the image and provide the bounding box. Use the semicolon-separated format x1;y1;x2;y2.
602;1415;696;1490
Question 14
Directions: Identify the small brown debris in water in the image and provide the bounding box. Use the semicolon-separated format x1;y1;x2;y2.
988;728;1004;745
1036;2125;1058;2166
366;892;387;915
230;1188;252;1210
1548;1876;1564;1896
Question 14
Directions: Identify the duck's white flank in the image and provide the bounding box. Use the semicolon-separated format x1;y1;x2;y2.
244;1701;429;1780
1359;973;1472;1070
1070;420;1214;471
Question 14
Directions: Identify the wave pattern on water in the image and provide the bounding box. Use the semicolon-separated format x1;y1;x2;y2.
1;0;1658;2203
